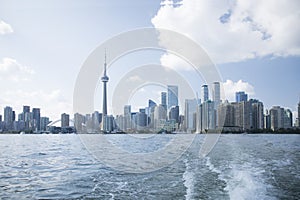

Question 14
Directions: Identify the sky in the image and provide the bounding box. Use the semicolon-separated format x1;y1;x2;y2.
0;0;299;122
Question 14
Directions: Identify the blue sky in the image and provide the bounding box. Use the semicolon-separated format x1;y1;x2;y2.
0;0;299;122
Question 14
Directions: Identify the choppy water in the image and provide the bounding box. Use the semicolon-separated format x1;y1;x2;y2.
0;134;299;199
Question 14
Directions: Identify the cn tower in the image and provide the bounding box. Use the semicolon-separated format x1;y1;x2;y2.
101;51;109;125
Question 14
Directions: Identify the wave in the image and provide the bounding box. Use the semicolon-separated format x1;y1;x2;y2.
205;156;272;200
183;159;194;200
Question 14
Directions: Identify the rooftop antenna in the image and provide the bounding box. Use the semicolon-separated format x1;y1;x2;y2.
104;48;107;76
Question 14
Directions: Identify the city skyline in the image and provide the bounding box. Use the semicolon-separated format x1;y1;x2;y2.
0;82;299;133
1;85;299;120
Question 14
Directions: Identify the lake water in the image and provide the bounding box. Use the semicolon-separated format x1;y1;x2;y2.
0;134;299;199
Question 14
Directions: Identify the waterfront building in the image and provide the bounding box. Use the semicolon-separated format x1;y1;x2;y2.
74;113;85;133
184;99;197;131
18;121;25;131
24;112;32;131
202;84;209;102
23;106;30;114
92;111;102;132
283;109;293;129
212;82;221;127
167;85;178;109
32;108;41;131
251;100;264;130
136;109;147;130
201;100;215;132
61;113;70;128
234;101;252;131
40;117;49;132
161;92;167;110
154;104;167;130
298;100;300;127
4;106;14;131
169;105;179;123
236;91;248;102
103;115;114;132
147;99;157;128
115;115;125;131
264;110;271;130
270;106;284;131
18;113;23;121
124;105;131;131
212;82;221;109
217;100;235;128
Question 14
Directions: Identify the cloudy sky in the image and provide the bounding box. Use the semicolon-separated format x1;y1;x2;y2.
0;0;299;122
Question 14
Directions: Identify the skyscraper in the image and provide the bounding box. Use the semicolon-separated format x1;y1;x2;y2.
74;113;85;133
202;84;209;102
169;106;179;123
154;104;167;130
23;106;30;114
298;100;300;127
103;115;114;132
147;99;157;128
61;113;70;127
184;99;197;131
167;85;178;110
201;100;215;131
264;109;271;130
212;82;220;108
136;108;147;130
217;101;235;128
40;117;49;131
270;106;284;131
161;92;167;110
124;105;131;131
101;52;109;130
4;106;13;131
32;108;40;131
212;82;221;127
251;100;264;130
283;109;293;129
236;91;248;102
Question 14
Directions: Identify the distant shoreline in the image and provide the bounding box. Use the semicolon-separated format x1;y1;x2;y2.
1;132;300;135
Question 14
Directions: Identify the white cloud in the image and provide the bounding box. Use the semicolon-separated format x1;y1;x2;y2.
0;89;72;121
152;0;300;64
0;58;70;121
160;53;191;71
222;79;255;102
0;20;13;35
0;58;35;81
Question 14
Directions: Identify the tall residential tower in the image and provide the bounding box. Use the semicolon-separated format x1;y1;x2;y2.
212;82;220;108
167;85;178;110
236;91;248;102
202;85;209;102
298;100;300;127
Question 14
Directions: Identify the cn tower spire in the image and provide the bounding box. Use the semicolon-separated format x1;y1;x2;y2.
104;49;107;77
101;50;109;118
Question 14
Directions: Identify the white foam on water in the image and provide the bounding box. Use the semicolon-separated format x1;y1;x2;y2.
225;169;261;200
183;159;194;200
109;193;115;200
223;162;274;200
205;156;274;200
205;157;221;174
